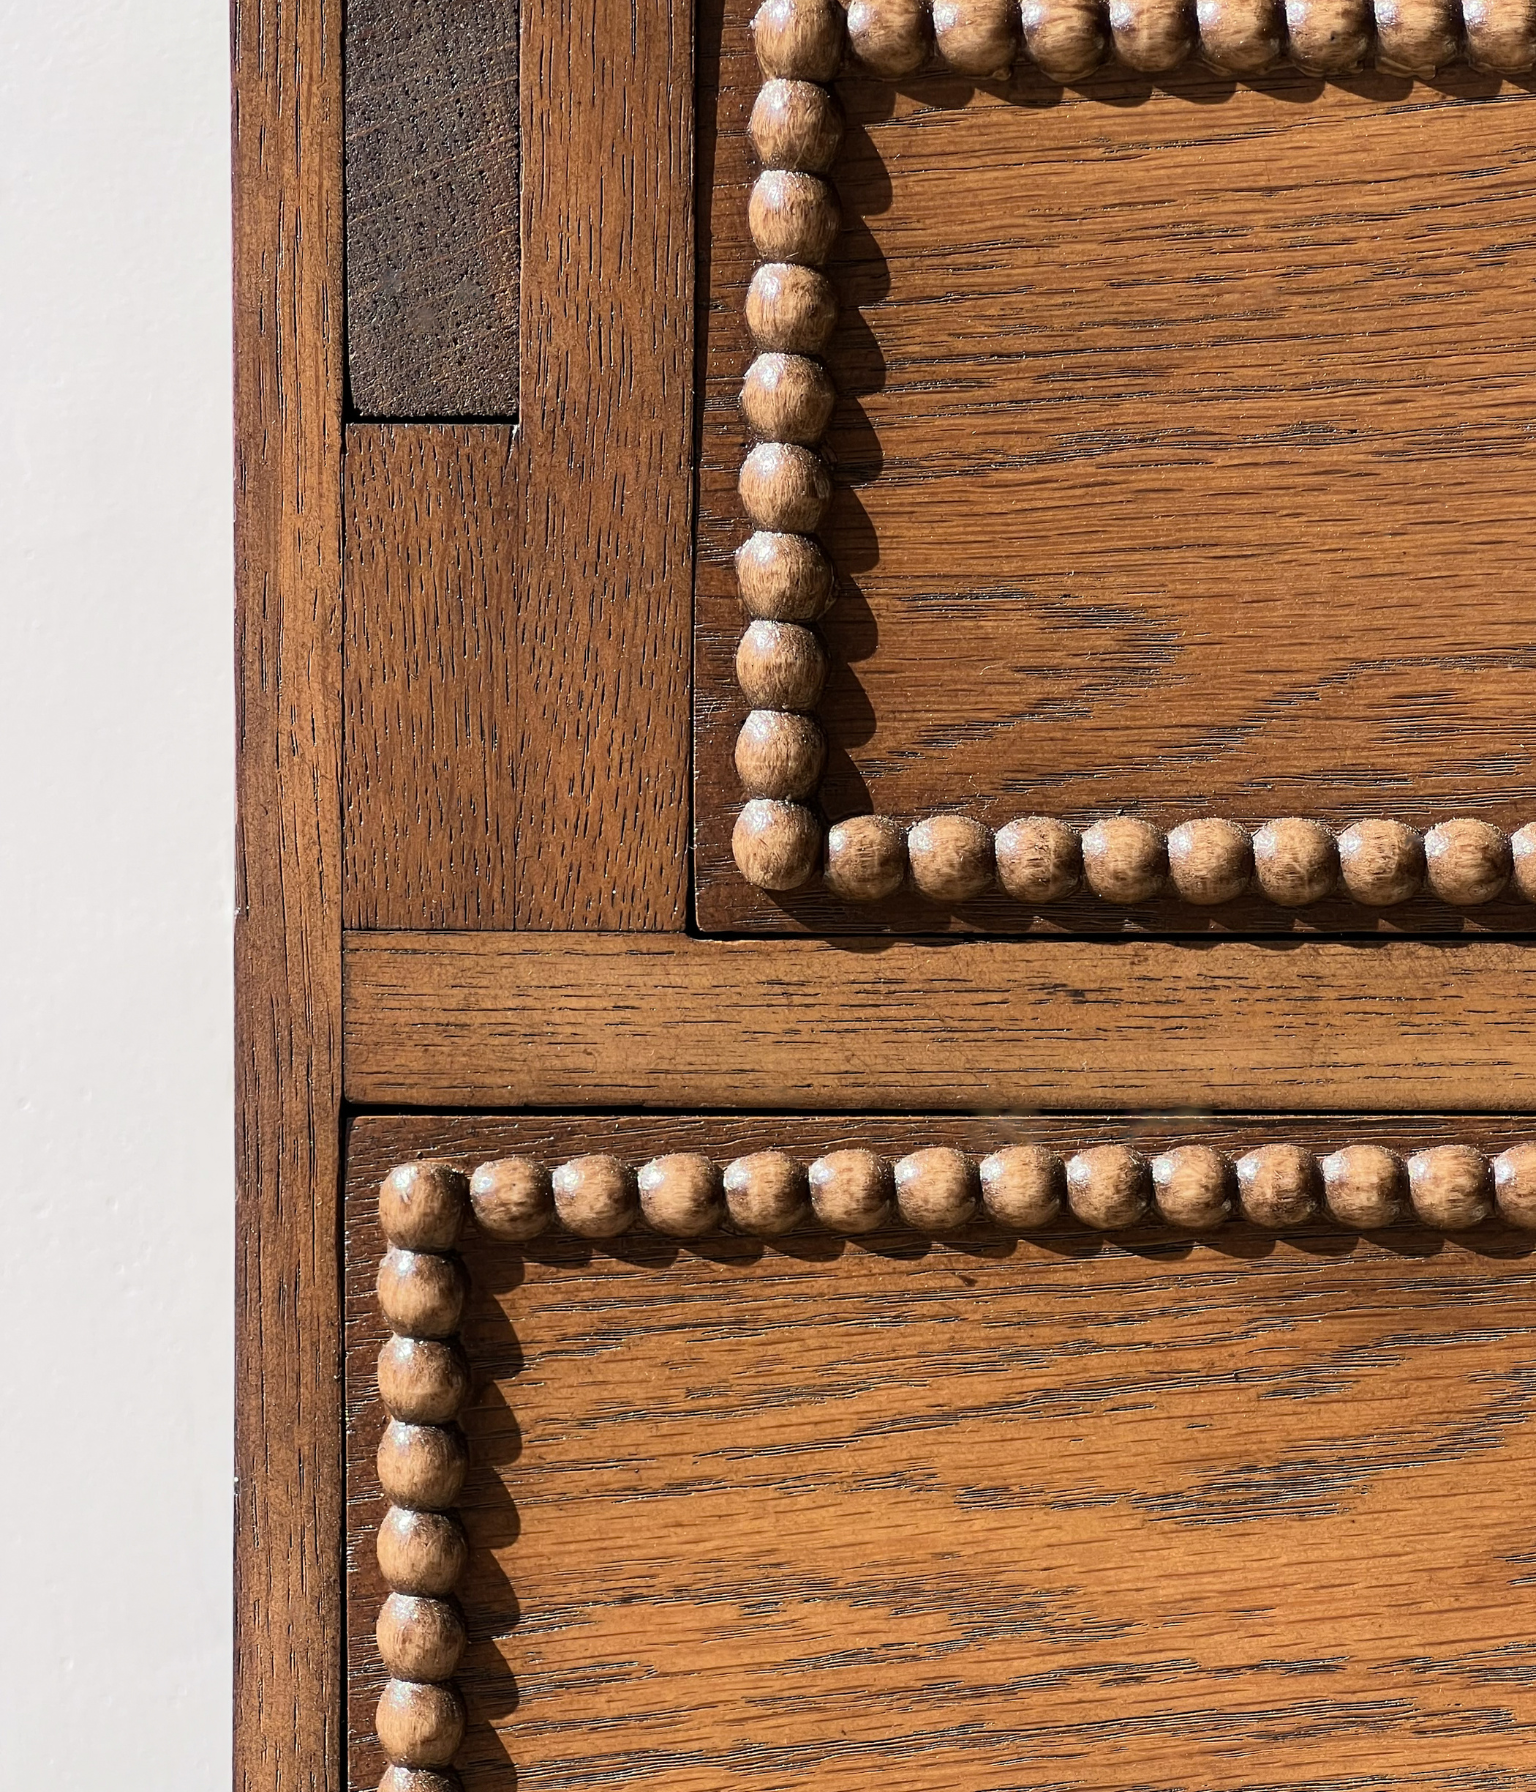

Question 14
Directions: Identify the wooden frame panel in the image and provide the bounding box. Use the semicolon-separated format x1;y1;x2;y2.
347;1115;1536;1788
342;931;1536;1113
696;0;1536;935
237;2;695;1785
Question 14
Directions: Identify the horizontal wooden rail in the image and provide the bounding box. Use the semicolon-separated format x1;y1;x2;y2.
343;932;1535;1111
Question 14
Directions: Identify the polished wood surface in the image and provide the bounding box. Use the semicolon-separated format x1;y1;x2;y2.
344;426;519;929
514;0;694;930
343;4;695;933
342;930;1536;1110
698;0;1536;931
344;0;520;418
233;0;345;1784
346;1115;1536;1792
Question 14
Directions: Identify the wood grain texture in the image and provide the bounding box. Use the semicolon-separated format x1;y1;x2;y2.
344;425;518;928
344;0;519;418
513;0;695;930
698;0;1536;931
346;1113;1536;1792
233;0;344;1785
341;930;1536;1110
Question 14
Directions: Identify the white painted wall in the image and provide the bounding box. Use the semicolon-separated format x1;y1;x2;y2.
0;0;234;1783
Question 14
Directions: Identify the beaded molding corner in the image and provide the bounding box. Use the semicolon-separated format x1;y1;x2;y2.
728;0;1536;908
366;1138;1536;1780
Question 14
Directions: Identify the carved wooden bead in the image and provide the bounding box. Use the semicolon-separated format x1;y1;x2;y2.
379;1769;462;1792
809;1148;893;1232
1021;0;1109;77
552;1154;638;1238
1338;819;1424;908
847;0;933;72
735;709;826;800
750;171;841;266
1425;818;1510;906
1151;1145;1232;1231
740;441;832;534
1374;0;1459;72
1067;1145;1150;1230
825;813;907;901
746;262;838;356
1109;0;1197;71
1196;0;1283;69
933;0;1020;75
995;816;1081;904
736;531;834;622
732;798;822;889
979;1145;1064;1229
1167;818;1251;907
1237;1144;1319;1229
741;352;836;446
1283;0;1372;70
378;1594;466;1684
639;1154;724;1238
377;1420;468;1512
1465;0;1536;71
1511;822;1536;901
749;78;844;174
736;620;827;711
378;1249;467;1341
723;1150;810;1235
1081;817;1166;906
376;1679;465;1770
1493;1144;1536;1230
378;1336;470;1426
380;1163;468;1253
1408;1145;1492;1230
377;1507;467;1598
1253;817;1336;908
895;1147;979;1232
908;815;995;903
753;0;846;82
1321;1144;1407;1230
469;1157;553;1243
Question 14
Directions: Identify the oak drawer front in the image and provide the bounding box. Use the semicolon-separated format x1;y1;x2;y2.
696;0;1536;936
347;1112;1536;1791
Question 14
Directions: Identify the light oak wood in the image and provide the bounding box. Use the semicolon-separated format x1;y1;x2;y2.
343;427;518;930
232;0;345;1782
700;0;1536;930
347;1114;1536;1791
342;931;1536;1111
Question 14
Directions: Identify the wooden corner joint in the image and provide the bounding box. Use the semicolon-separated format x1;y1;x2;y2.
729;0;1536;906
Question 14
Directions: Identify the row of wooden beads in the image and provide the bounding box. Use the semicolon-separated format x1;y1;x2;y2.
467;1144;1536;1238
733;805;1536;904
736;30;846;828
374;1165;476;1792
754;0;1536;85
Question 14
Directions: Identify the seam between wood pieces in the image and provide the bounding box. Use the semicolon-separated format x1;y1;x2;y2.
725;0;1536;911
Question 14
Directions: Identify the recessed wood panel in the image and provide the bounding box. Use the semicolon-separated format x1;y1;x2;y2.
697;0;1536;931
345;0;520;418
347;1114;1536;1792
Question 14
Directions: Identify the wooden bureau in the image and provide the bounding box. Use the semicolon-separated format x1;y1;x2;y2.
234;3;1536;1787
